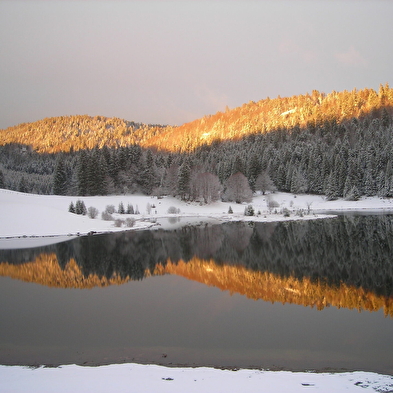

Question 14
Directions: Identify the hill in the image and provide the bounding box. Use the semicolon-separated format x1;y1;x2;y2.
141;84;393;151
0;115;167;153
1;84;393;153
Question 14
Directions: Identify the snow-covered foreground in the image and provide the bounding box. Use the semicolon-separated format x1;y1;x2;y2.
2;188;393;391
1;363;393;393
1;188;393;240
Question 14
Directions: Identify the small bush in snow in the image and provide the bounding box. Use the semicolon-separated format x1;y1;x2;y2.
88;206;99;219
228;206;233;214
127;203;134;214
125;217;135;227
105;205;116;214
167;206;180;214
267;198;280;212
296;209;304;217
283;208;290;217
146;202;152;214
114;219;124;227
135;205;140;214
101;211;113;221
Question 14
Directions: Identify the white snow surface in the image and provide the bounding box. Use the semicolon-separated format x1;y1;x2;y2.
1;188;393;241
1;363;393;393
1;188;393;392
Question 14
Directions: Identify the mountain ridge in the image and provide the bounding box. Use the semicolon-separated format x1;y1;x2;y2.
1;84;392;153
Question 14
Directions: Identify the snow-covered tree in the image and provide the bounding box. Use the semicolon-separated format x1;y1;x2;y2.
255;171;276;195
53;156;67;195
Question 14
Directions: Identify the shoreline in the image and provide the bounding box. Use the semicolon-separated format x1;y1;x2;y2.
1;362;393;393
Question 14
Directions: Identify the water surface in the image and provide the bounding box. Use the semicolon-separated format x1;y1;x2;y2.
0;216;392;374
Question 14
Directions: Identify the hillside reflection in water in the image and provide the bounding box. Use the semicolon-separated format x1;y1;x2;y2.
0;215;392;374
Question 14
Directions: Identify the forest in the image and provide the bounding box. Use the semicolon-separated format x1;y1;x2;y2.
1;84;393;201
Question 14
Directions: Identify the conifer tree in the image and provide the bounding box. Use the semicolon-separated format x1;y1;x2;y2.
53;155;67;195
127;203;134;214
75;200;87;215
68;201;76;213
0;169;5;189
18;176;28;193
77;150;89;196
178;160;191;200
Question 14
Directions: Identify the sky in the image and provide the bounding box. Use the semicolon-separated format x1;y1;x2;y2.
1;0;393;129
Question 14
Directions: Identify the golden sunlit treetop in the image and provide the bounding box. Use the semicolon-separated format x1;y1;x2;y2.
0;85;392;153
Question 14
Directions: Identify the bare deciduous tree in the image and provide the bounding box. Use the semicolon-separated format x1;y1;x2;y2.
190;172;222;204
223;172;252;203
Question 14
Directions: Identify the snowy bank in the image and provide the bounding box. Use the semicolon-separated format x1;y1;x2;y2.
2;188;393;240
1;363;393;393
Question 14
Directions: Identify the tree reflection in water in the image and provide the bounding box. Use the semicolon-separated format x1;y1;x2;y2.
1;215;393;315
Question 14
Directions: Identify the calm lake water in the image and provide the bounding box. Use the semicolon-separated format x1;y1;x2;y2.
0;215;392;375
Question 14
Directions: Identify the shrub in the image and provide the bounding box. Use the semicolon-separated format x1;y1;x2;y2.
267;198;280;212
105;205;115;214
88;206;99;219
125;217;135;227
167;206;180;214
135;204;140;214
228;206;233;214
295;209;304;217
114;219;124;227
146;202;152;214
101;211;113;221
283;208;290;217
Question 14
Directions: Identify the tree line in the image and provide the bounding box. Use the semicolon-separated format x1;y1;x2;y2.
1;86;393;201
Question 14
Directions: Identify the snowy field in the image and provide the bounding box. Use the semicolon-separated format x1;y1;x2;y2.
1;188;393;392
1;188;393;240
1;363;393;393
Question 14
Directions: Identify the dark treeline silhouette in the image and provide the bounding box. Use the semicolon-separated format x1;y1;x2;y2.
1;215;393;298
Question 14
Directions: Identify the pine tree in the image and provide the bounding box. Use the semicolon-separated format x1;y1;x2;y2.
177;160;191;200
247;154;261;192
325;172;339;201
232;155;244;175
77;150;89;196
290;170;308;194
18;176;28;193
53;156;67;195
68;201;76;213
0;169;5;189
75;200;87;215
140;150;155;194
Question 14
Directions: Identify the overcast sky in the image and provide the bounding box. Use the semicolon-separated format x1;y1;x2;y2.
1;0;393;129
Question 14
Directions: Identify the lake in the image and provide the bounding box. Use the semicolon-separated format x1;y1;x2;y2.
0;215;392;375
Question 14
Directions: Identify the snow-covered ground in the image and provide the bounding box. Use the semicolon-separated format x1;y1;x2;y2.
1;363;393;393
1;188;393;240
1;188;393;392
